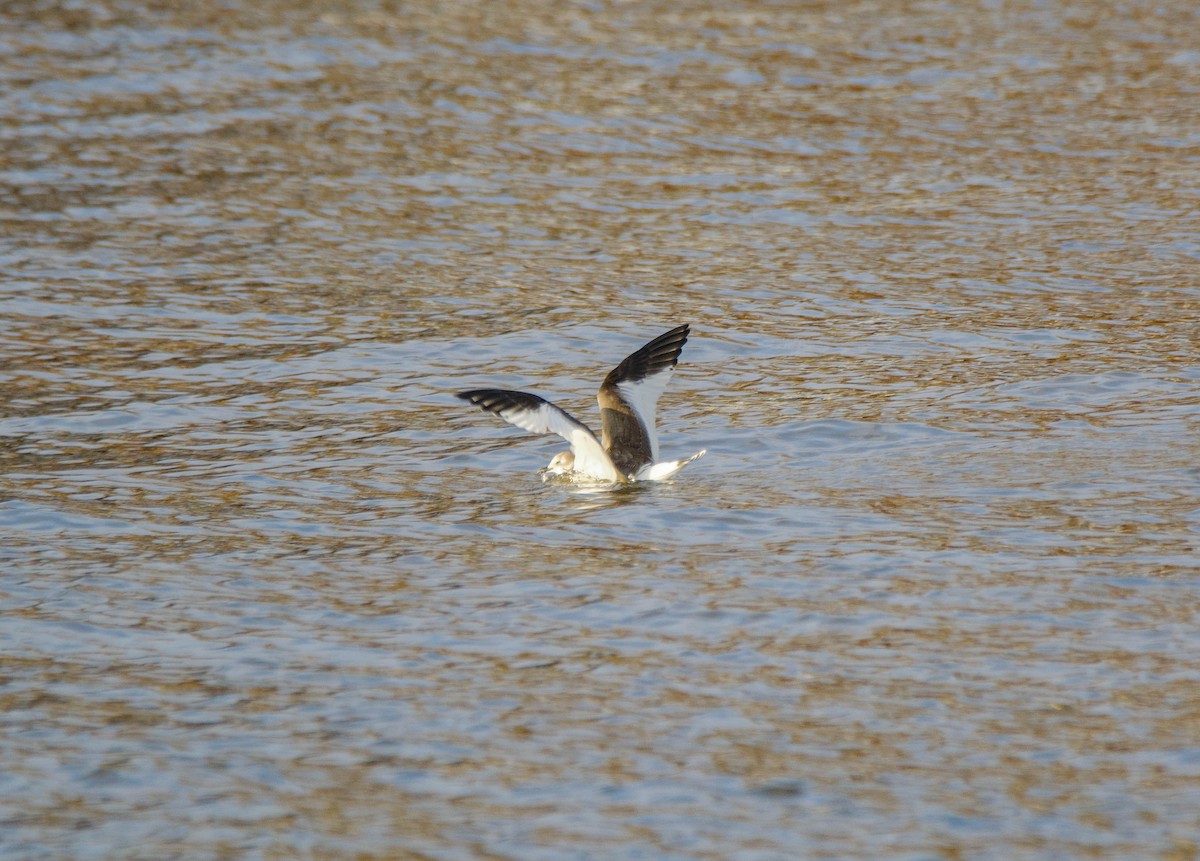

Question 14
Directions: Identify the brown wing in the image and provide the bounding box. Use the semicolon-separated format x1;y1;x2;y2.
597;324;689;475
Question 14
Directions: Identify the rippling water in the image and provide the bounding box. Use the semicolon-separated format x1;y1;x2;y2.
3;1;1199;858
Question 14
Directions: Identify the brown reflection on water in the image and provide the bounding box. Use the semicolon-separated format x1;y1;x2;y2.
3;0;1200;859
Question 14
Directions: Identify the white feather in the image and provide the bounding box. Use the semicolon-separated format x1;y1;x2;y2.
635;449;706;482
489;399;623;482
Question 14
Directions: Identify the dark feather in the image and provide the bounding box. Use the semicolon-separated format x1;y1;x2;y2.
457;389;551;416
601;323;689;389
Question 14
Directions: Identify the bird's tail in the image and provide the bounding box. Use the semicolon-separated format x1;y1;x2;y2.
637;449;706;481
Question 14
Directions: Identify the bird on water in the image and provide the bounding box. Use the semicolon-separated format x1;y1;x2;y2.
457;324;706;483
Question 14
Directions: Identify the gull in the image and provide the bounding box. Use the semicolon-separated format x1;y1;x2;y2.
457;324;706;483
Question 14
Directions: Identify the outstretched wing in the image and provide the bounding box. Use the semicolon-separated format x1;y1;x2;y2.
456;389;624;481
597;323;689;475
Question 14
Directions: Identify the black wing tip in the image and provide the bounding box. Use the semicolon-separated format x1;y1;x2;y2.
456;388;547;414
602;323;694;388
641;323;692;364
455;389;505;413
655;322;690;346
654;323;690;346
455;389;493;410
667;322;689;351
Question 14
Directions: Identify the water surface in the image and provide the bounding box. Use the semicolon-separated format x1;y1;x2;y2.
2;1;1199;859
